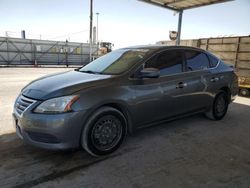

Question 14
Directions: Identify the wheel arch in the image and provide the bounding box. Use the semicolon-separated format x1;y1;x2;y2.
80;103;130;156
219;86;231;103
80;101;133;143
99;102;133;134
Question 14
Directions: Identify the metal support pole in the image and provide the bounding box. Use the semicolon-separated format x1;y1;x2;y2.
89;0;93;62
176;9;183;46
96;12;99;45
235;37;241;67
65;40;68;67
96;12;100;57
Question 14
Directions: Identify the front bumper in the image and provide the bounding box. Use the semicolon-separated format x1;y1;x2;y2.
13;109;87;150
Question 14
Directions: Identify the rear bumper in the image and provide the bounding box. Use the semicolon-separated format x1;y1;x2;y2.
13;109;87;150
231;94;237;102
230;73;239;102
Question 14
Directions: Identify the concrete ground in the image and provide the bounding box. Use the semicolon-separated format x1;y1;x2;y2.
0;68;250;188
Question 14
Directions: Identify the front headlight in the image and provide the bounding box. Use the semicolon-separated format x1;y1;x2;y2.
34;95;79;114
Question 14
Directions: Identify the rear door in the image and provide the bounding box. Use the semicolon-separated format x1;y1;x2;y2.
181;50;214;111
144;49;213;118
153;49;210;117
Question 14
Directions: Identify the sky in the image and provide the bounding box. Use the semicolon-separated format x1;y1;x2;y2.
0;0;250;49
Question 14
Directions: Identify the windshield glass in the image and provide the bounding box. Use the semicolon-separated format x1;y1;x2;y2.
79;49;150;75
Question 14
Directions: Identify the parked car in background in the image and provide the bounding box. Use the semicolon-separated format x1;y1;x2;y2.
13;45;238;156
238;75;250;97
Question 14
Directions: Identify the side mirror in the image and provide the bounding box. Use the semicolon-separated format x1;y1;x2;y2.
139;68;160;78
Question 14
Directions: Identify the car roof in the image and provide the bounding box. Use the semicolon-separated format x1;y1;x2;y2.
122;45;206;53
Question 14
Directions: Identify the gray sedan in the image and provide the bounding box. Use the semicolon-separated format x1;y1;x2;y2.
13;45;238;156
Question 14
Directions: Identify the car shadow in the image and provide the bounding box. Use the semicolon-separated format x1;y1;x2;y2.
0;133;139;188
0;101;250;188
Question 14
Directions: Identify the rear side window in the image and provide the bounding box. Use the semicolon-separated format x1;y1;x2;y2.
208;54;219;67
185;50;210;71
145;50;183;76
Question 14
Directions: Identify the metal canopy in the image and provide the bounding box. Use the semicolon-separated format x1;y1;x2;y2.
138;0;233;45
139;0;233;11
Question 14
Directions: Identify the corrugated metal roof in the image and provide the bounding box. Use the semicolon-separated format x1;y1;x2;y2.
139;0;234;11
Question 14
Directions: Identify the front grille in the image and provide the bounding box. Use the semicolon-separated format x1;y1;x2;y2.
15;95;36;115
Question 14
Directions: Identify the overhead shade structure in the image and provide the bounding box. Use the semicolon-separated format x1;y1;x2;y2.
138;0;234;45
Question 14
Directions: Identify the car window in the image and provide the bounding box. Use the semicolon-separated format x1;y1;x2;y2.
208;54;219;67
185;50;210;71
144;50;183;76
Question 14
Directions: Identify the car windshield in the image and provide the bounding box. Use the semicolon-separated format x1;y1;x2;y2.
79;48;150;75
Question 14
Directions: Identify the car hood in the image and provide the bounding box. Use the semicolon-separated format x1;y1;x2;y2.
21;70;112;100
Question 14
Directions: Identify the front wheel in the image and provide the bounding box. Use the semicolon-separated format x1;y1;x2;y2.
81;107;127;156
205;91;229;120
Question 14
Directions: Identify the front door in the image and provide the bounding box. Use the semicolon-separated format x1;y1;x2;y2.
131;77;165;127
132;49;185;127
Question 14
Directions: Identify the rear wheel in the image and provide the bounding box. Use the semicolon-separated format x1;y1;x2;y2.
205;91;229;120
81;107;127;156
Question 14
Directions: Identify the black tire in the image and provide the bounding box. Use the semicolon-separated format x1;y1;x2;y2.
239;88;250;97
205;91;229;120
81;107;127;157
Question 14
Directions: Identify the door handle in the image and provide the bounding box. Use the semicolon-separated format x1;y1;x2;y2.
176;82;187;89
210;77;219;82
